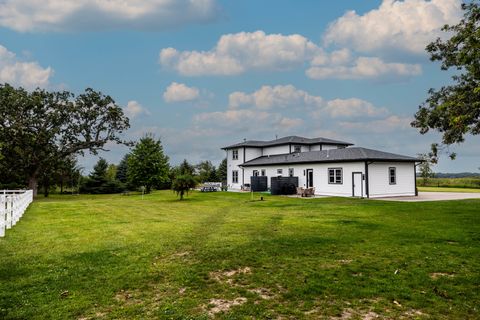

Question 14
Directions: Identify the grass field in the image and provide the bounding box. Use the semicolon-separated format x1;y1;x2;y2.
1;191;479;319
417;177;480;189
418;186;480;193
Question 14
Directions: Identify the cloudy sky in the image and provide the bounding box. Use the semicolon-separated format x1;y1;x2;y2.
1;0;478;173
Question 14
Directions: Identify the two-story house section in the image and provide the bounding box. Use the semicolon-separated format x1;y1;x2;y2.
222;135;421;198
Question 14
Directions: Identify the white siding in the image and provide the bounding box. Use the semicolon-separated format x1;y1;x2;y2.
245;148;262;161
263;145;289;156
322;144;339;150
242;162;367;197
309;144;321;151
368;162;415;197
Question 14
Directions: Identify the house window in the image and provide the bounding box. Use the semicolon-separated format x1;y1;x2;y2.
277;169;283;176
293;145;301;153
328;168;343;184
252;170;259;177
232;170;238;183
261;169;266;176
288;168;294;177
389;167;397;185
232;149;238;160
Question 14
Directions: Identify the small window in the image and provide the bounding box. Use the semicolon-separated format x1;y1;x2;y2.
328;168;343;184
277;169;283;176
389;167;396;185
261;169;266;176
232;170;238;183
252;170;259;177
293;145;301;153
232;149;238;160
288;168;294;177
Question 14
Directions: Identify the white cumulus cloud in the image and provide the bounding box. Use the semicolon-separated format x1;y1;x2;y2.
0;45;53;89
159;30;320;76
0;0;219;32
229;85;323;110
323;98;388;118
163;82;200;103
306;57;422;80
323;0;462;56
124;100;149;119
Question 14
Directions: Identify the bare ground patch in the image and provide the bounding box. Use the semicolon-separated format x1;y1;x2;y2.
430;272;455;279
204;297;247;316
209;266;252;285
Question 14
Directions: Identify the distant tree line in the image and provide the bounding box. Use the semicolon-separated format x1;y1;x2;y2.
79;135;227;196
0;83;227;198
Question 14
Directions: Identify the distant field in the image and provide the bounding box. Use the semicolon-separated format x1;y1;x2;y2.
1;191;479;319
417;177;480;189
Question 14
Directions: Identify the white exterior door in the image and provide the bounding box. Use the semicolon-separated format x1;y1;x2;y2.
352;172;363;197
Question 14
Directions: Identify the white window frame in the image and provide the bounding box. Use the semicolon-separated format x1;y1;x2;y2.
293;145;301;153
328;168;343;184
261;169;266;176
288;168;294;177
232;170;238;183
232;149;238;160
277;169;283;176
252;170;259;177
389;167;397;185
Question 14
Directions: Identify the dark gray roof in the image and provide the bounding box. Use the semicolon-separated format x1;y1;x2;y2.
222;135;353;149
241;147;421;166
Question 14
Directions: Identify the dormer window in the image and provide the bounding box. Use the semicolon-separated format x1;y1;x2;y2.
232;149;238;160
293;145;301;153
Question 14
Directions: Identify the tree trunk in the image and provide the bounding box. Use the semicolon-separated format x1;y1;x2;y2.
180;190;184;200
28;175;38;197
43;182;50;197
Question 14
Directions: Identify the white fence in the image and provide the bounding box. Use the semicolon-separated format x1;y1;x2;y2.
0;190;33;237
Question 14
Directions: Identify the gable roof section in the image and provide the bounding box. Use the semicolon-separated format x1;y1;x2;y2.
222;135;353;149
240;147;420;166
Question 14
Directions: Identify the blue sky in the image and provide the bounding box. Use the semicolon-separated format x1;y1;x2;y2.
0;0;478;173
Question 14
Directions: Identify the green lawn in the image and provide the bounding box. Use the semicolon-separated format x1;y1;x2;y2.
418;186;480;193
1;191;479;319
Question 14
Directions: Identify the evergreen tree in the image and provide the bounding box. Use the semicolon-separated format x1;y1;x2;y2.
116;154;129;183
128;135;170;193
218;158;227;182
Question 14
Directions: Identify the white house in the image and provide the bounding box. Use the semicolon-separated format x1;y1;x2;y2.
222;136;420;198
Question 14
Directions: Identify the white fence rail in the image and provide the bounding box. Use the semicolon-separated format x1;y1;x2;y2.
0;190;33;237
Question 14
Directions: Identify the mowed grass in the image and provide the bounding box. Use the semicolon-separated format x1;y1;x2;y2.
0;191;479;319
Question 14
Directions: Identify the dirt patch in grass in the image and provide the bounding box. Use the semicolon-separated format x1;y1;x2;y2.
248;287;275;300
172;251;191;258
205;297;247;316
430;272;455;279
114;289;143;306
210;267;252;284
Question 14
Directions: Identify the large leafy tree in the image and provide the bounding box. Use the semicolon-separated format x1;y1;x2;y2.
127;135;170;193
411;2;480;161
0;84;130;196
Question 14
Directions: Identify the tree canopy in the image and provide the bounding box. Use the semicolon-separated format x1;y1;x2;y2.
411;2;480;161
0;84;130;195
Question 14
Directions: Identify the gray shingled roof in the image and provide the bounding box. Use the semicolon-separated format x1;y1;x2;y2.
241;147;420;166
222;135;353;149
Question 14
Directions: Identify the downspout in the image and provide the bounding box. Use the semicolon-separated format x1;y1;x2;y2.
364;161;370;198
289;143;292;154
414;162;420;196
242;147;246;187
